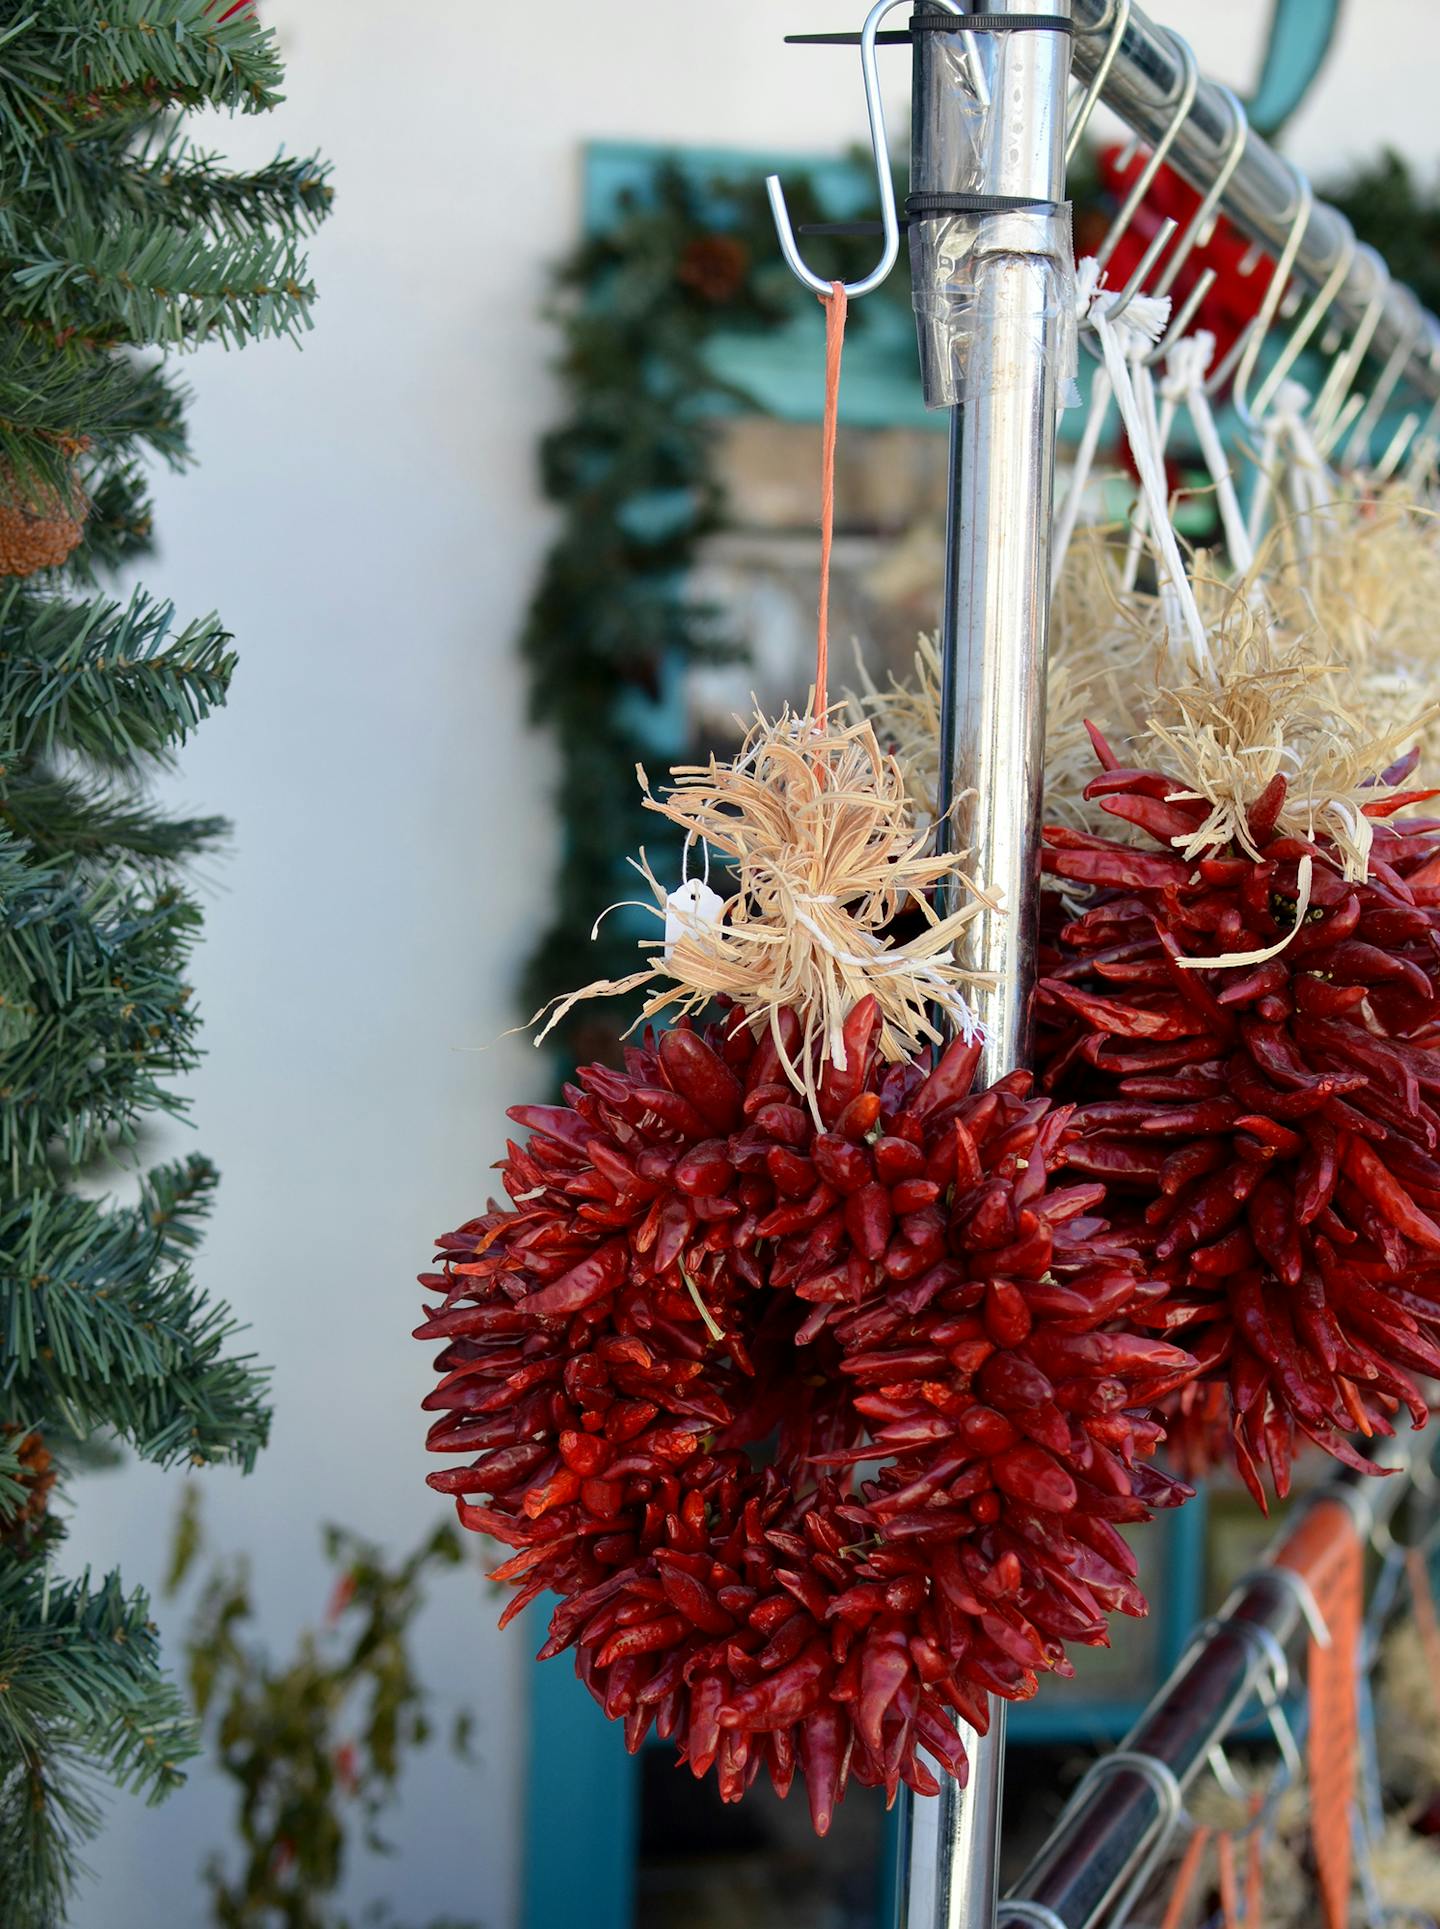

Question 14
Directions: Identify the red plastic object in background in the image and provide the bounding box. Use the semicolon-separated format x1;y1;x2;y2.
1080;150;1271;381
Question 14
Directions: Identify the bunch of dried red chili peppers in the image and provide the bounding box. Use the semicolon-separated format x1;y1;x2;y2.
416;996;1196;1828
1040;732;1440;1505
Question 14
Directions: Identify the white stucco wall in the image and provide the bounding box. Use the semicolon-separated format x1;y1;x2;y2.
63;4;1437;1925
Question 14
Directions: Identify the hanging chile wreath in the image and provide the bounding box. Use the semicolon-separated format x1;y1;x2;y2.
423;279;1202;1832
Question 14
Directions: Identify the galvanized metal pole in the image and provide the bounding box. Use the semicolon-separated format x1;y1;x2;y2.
900;7;1075;1926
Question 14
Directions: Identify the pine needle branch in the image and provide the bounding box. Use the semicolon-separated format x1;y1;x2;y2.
0;4;322;1914
0;1;286;149
0;1157;271;1470
0;1562;198;1929
61;460;157;583
0;847;204;1168
71;136;335;244
0;767;226;866
0;330;189;510
0;585;234;765
11;219;318;351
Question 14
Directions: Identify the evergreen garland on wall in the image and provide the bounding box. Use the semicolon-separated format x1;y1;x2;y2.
0;7;331;1921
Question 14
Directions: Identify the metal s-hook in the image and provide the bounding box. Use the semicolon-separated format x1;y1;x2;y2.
1106;215;1179;324
1311;242;1390;452
1342;283;1423;470
767;0;967;299
1152;85;1248;299
1249;216;1357;418
1205;164;1313;416
1066;0;1131;167
1094;29;1199;275
1377;328;1440;482
1138;85;1248;368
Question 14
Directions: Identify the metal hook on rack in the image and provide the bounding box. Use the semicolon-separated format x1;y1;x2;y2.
1140;267;1218;367
1312;243;1392;454
765;0;926;298
1204;165;1313;413
1072;29;1201;342
1137;85;1248;368
1371;396;1426;484
1342;284;1424;471
1152;85;1247;298
1065;0;1131;166
1093;28;1199;277
1106;215;1179;324
1401;333;1440;486
1248;217;1357;419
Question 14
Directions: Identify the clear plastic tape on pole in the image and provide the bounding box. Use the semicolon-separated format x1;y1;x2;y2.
908;21;1078;412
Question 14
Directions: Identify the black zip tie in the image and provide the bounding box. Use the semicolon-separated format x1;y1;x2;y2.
906;190;1064;216
800;192;1065;235
783;30;912;44
911;12;1075;31
786;15;1074;45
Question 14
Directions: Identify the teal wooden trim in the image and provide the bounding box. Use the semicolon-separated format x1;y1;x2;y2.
583;140;942;432
1156;1487;1208;1679
1247;0;1344;140
521;1620;639;1929
1010;1700;1148;1744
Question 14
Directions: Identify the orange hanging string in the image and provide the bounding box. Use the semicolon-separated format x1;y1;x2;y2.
1159;1826;1212;1929
814;280;848;720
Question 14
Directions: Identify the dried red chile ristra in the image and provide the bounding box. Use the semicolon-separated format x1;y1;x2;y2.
1038;735;1440;1507
415;995;1193;1833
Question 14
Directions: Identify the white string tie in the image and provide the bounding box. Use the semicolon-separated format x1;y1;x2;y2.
1162;330;1255;575
1077;260;1213;679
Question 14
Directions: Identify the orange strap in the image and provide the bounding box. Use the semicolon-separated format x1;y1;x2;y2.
1216;1832;1241;1929
1278;1498;1363;1929
814;281;848;720
1405;1545;1440;1720
1244;1798;1264;1925
1158;1826;1212;1929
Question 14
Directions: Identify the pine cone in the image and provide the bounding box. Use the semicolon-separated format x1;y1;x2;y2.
415;996;1193;1831
676;233;750;305
0;468;87;577
1;1426;57;1549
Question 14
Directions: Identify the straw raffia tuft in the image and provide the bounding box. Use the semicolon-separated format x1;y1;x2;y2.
1045;529;1161;826
1377;1615;1440;1796
851;634;944;822
1143;586;1437;879
1265;483;1440;763
536;706;991;1108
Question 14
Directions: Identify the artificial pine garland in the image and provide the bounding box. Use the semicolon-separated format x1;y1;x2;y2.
0;7;331;1919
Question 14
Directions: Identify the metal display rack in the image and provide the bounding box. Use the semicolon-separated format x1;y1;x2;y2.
765;4;1440;1926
